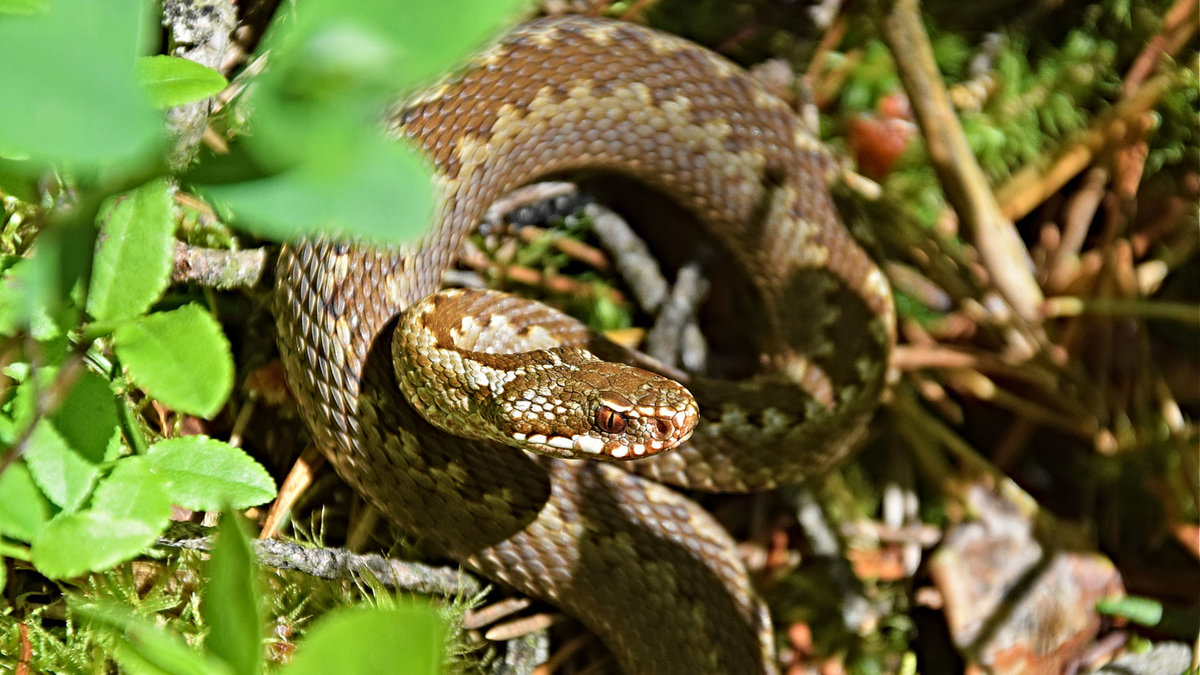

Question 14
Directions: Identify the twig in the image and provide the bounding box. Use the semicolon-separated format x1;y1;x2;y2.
893;388;1049;527
943;370;1097;440
891;344;1057;390
484;613;561;641
464;597;533;630
908;370;964;424
992;418;1037;470
644;261;708;368
1045;167;1109;290
483;182;579;229
995;73;1173;223
157;521;483;597
807;0;846;33
879;0;1043;322
17;623;31;675
513;226;611;272
345;504;383;553
1042;297;1200;325
885;262;953;312
584;203;669;313
531;632;592;675
226;396;256;447
678;323;708;373
260;443;325;540
172;241;269;289
842;520;941;548
457;239;626;304
442;269;488;289
499;629;552;675
161;0;236;168
1121;0;1198;96
781;487;880;632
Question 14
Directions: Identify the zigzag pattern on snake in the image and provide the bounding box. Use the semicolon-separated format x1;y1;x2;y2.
273;16;895;674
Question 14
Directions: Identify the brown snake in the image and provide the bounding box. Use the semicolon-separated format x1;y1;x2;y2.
274;16;894;674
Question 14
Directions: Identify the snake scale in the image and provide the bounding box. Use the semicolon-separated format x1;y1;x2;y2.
274;16;894;674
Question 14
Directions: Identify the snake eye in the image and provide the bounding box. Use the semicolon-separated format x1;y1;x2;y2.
595;406;627;434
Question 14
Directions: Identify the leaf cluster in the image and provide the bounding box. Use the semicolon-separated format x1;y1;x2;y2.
1;0;528;671
2;518;449;674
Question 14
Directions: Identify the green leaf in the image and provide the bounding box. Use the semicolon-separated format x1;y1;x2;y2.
23;420;100;512
90;457;173;524
0;0;46;15
88;178;175;322
0;460;51;541
0;0;161;166
0;156;40;201
74;600;233;675
204;0;527;245
0;367;36;444
0;219;95;339
0;241;68;340
261;0;528;93
50;370;122;464
202;514;262;675
112;304;233;418
146;436;276;510
136;55;228;109
32;509;162;578
6;368;121;509
283;604;445;675
199;132;434;245
29;458;171;577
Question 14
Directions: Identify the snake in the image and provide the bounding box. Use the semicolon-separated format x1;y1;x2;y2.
273;15;895;674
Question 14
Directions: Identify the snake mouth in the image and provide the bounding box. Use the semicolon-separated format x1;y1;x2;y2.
510;429;693;460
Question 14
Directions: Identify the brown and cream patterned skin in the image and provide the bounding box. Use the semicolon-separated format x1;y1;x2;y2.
394;288;699;460
274;17;895;675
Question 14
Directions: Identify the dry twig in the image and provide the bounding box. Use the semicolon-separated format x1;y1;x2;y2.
878;0;1044;322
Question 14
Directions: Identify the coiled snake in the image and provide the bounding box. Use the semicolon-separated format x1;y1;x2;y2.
274;16;894;674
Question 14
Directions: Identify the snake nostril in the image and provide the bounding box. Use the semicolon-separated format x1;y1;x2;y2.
656;419;672;436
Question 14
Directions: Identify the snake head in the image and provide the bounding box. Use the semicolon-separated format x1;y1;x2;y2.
499;353;699;460
393;288;698;461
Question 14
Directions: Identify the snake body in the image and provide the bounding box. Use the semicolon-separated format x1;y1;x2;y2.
274;16;894;674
